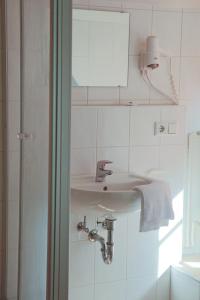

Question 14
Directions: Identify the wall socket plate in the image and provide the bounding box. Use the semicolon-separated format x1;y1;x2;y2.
154;122;177;136
154;122;168;135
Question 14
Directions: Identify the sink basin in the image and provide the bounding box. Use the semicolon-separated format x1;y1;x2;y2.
71;174;152;215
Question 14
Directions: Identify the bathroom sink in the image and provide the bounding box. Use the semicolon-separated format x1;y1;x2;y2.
71;174;152;214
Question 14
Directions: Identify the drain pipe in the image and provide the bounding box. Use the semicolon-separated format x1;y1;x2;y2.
88;217;116;265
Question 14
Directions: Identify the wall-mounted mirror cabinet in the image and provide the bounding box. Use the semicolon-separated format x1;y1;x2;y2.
72;9;129;87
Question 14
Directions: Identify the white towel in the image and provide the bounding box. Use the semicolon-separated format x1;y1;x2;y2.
135;180;174;232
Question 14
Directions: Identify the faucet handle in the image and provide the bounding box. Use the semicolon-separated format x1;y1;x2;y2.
98;160;113;169
97;216;117;230
77;216;89;233
103;160;113;164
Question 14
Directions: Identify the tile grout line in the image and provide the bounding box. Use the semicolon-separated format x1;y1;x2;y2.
72;143;186;151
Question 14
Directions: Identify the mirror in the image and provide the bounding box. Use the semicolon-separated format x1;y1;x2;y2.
72;9;129;87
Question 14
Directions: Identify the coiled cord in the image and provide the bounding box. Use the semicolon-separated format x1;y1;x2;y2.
141;57;179;105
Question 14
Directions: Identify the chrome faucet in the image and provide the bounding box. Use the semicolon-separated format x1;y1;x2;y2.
95;160;113;182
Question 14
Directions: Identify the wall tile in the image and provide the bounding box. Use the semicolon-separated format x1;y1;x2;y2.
159;145;186;197
149;57;180;103
97;107;130;147
153;5;182;12
182;12;200;56
94;281;126;300
130;9;152;55
129;146;159;175
69;241;95;287
126;277;156;300
69;285;94;300
88;87;120;105
160;106;186;145
184;100;200;133
152;10;182;56
127;211;159;279
180;57;200;101
71;86;88;105
73;0;89;8
182;8;200;12
120;56;150;103
71;107;97;148
97;147;129;173
71;148;96;175
130;106;160;146
89;0;122;8
122;2;153;10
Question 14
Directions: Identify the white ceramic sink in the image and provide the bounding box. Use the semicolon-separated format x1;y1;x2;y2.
71;174;152;214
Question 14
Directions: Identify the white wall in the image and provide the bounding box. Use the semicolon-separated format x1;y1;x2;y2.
70;105;185;300
70;1;200;299
72;2;200;109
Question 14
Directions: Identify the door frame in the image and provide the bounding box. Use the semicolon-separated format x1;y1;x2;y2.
1;0;7;298
48;0;72;299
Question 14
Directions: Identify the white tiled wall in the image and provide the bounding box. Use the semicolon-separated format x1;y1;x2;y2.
70;105;186;300
72;2;200;108
69;1;199;299
71;105;186;176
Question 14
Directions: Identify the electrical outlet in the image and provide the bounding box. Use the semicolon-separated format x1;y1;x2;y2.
154;122;168;135
168;122;177;134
